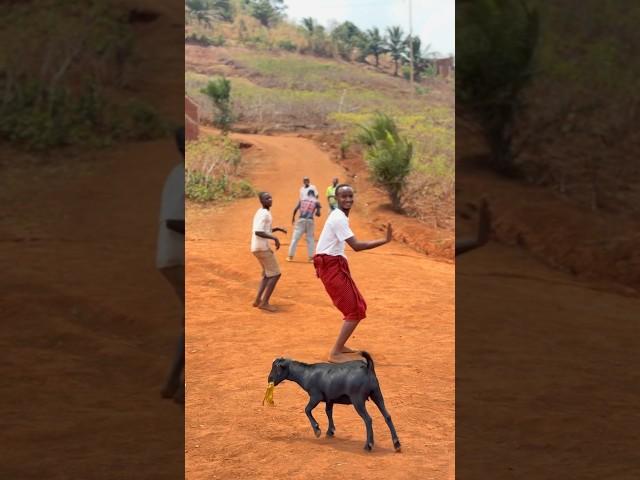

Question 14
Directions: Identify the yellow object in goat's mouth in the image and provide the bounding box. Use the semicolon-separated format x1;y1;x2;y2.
263;382;275;406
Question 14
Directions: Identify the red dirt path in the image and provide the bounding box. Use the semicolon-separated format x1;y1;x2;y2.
186;133;454;479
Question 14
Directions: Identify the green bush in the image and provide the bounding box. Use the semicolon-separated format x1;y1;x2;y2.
277;39;297;52
457;0;539;175
186;170;222;202
357;114;413;211
355;112;399;146
121;100;167;140
366;131;413;211
185;33;225;46
0;79;165;149
201;77;234;131
185;172;256;203
231;179;256;198
0;2;165;150
185;134;255;203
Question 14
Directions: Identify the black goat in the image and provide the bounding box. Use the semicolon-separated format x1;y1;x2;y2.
267;351;401;452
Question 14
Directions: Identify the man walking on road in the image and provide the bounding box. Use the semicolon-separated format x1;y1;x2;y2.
313;184;393;363
326;177;339;211
287;189;322;263
251;192;287;312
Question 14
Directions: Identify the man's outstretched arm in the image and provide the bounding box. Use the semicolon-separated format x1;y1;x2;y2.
345;223;392;252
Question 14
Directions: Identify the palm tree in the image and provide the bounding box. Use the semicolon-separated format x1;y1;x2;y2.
364;27;386;67
385;26;406;76
301;17;316;50
301;17;316;36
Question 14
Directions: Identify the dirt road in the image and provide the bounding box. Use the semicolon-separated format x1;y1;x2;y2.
186;133;455;479
455;167;640;478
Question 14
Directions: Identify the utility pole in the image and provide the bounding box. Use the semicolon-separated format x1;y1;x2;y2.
408;0;414;99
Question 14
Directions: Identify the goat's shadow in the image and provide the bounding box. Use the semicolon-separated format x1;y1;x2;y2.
268;432;398;455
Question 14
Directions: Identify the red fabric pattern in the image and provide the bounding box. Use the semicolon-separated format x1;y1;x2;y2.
313;254;367;321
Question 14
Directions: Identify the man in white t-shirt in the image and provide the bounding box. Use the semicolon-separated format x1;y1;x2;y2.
299;176;318;200
252;192;287;312
156;127;186;403
313;184;392;363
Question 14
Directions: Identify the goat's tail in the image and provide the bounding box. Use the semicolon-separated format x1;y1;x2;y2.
360;351;375;374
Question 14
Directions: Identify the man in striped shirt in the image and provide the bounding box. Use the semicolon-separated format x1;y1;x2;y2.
287;189;322;262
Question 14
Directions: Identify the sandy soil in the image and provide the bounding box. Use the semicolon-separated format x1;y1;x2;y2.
456;131;640;477
186;132;455;479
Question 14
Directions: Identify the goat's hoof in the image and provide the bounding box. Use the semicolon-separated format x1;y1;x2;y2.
314;428;322;438
326;430;335;437
363;442;373;451
393;439;402;452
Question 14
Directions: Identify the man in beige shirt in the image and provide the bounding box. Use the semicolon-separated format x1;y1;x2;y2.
251;192;287;312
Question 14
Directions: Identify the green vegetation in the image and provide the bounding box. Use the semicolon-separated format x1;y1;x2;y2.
1;0;167;150
457;0;539;175
185;135;255;202
184;0;454;225
185;0;234;25
185;32;226;46
357;114;412;211
201;77;234;131
184;0;451;83
247;0;286;27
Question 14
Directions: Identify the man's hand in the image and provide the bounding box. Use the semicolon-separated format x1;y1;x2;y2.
274;237;281;250
386;223;393;243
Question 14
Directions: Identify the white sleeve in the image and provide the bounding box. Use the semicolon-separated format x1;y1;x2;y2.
253;210;270;232
334;216;354;241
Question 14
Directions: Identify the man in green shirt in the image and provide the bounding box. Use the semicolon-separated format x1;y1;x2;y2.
326;177;339;211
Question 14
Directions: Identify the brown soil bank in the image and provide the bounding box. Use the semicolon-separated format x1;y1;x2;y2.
458;165;640;293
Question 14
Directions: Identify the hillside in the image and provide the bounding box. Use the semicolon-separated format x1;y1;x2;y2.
185;43;454;241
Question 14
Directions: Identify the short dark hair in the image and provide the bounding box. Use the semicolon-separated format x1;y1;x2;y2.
334;184;353;196
175;127;185;156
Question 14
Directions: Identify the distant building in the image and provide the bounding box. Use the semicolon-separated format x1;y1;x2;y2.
435;57;454;78
185;96;200;141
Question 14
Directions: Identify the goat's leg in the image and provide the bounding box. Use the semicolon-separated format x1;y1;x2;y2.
352;398;374;451
370;388;401;451
325;402;336;437
304;396;322;438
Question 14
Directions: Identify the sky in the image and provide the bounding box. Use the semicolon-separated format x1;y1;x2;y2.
282;0;455;57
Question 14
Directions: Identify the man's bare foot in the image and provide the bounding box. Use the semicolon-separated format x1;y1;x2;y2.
259;303;277;312
341;346;359;353
252;300;260;307
328;352;365;363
